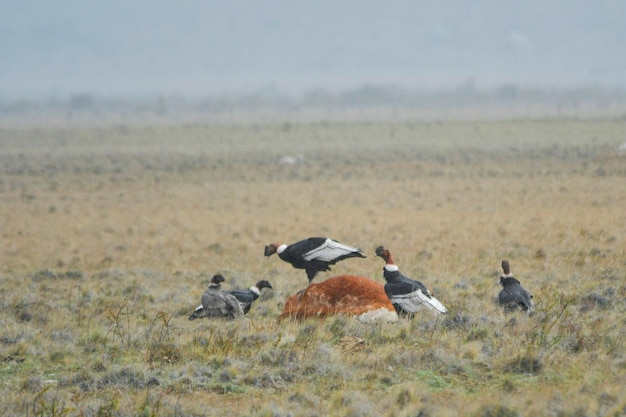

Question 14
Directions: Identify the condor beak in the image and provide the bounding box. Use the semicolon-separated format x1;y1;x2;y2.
264;245;273;257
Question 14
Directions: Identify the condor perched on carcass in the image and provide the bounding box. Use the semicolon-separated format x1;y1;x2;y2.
375;246;447;315
279;275;398;323
264;237;366;283
498;260;535;313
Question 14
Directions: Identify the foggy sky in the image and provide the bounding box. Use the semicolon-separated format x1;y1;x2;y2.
1;0;625;99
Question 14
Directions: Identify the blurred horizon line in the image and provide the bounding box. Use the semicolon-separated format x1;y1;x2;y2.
2;82;626;125
3;81;626;104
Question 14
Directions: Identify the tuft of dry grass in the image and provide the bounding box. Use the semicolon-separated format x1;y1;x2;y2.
0;117;625;416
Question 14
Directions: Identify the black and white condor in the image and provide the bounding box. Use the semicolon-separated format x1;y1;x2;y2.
498;260;535;313
264;237;366;283
226;280;273;314
375;246;447;315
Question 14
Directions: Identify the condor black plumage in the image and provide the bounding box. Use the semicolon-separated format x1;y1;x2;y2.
375;246;447;315
225;280;273;314
265;237;366;283
498;260;535;313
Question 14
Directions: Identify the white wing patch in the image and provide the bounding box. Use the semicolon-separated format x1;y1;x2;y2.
391;289;448;314
303;239;360;262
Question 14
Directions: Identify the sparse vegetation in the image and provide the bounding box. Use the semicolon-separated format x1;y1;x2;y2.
0;117;624;416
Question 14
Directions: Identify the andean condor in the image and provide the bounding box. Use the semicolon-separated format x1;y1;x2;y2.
225;280;273;314
375;246;448;315
188;274;244;320
498;260;535;313
264;237;366;283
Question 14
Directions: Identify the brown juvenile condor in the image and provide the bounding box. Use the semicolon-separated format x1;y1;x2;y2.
264;237;366;283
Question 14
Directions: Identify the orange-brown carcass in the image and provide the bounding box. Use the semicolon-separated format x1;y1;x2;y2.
280;275;398;323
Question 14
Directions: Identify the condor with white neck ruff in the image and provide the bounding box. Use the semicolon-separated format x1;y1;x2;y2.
375;246;447;315
264;237;366;283
225;280;273;314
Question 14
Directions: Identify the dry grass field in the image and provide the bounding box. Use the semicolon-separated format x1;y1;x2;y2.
1;117;625;416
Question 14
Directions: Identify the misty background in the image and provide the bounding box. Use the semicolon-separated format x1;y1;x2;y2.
2;0;626;118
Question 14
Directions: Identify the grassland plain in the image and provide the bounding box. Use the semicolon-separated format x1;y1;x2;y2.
0;118;625;416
